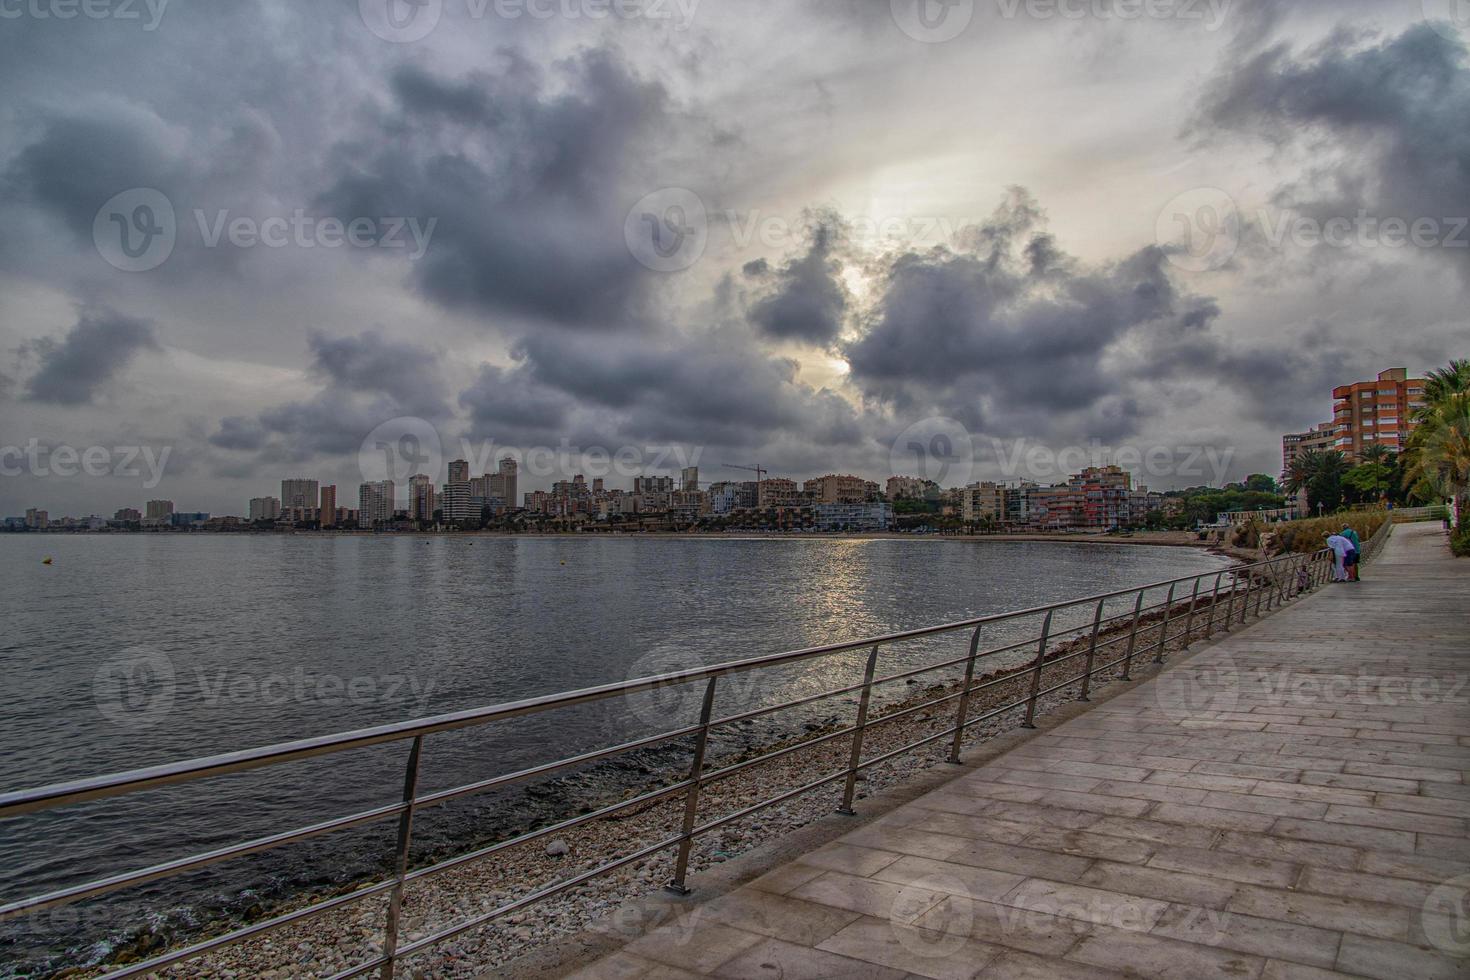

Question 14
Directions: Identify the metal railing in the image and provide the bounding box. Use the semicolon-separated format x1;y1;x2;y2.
0;530;1388;979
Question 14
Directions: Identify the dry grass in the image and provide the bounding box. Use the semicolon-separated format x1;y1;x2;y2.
1266;509;1389;555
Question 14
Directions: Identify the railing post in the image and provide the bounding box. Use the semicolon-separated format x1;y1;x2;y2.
1239;572;1250;625
1152;582;1177;664
1204;572;1223;639
838;646;881;815
1118;590;1146;680
947;627;983;764
1079;598;1105;701
1220;574;1237;632
1253;567;1267;617
1021;611;1054;728
380;735;424;980
1179;577;1202;649
667;677;718;894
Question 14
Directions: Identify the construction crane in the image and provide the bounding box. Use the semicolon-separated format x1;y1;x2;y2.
723;463;767;507
723;463;766;483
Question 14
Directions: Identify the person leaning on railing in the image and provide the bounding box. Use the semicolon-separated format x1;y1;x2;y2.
1339;525;1362;581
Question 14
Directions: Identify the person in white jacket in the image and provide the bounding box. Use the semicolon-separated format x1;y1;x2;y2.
1325;533;1352;582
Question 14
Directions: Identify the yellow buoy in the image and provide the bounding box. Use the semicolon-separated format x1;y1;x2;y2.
42;557;53;565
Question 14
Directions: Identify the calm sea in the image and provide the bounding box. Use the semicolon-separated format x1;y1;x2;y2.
0;534;1225;974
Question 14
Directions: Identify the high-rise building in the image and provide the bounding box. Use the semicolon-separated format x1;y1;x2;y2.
803;474;870;504
280;478;318;511
447;459;470;484
633;475;675;494
145;499;175;520
358;481;395;528
886;476;928;500
1281;422;1338;484
1331;368;1429;459
25;508;48;529
319;485;337;527
480;456;518;511
441;481;473;523
113;507;142;523
681;466;699;492
248;496;282;521
960;482;1005;523
408;474;436;522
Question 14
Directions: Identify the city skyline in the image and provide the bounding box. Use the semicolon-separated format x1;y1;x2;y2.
2;3;1467;518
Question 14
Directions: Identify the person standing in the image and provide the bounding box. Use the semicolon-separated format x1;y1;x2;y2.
1341;525;1362;582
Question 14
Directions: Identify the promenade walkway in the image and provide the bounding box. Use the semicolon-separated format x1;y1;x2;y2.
569;523;1469;979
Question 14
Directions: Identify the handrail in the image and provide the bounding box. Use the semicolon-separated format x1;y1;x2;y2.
0;532;1383;979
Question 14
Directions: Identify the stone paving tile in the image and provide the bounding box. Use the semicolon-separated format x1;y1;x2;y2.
569;526;1468;980
1066;922;1267;978
1205;834;1364;869
1144;843;1299;888
869;855;1027;904
1225;884;1415;941
623;922;764;974
816;915;1001;980
1269;816;1418;853
1149;903;1342;970
939;839;1097;881
700;889;862;947
1077;859;1240;909
790;870;951;922
1335;933;1469;980
713;936;910;979
914;895;1088;956
1019;827;1157;865
1085;815;1221;849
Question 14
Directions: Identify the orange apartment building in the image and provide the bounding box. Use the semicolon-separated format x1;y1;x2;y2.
1331;368;1428;459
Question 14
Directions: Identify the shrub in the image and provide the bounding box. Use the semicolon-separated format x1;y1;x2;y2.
1452;525;1470;558
1265;510;1390;555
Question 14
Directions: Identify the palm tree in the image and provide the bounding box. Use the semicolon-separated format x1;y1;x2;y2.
1358;443;1395;465
1413;358;1470;423
1285;449;1349;514
1404;392;1470;518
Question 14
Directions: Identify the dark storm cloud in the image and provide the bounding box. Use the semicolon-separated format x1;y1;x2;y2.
22;309;159;405
843;189;1223;441
460;324;864;452
210;330;449;460
4;107;181;241
1194;23;1470;275
317;50;673;329
745;211;850;346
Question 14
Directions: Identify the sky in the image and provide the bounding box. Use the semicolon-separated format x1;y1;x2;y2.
1;0;1467;515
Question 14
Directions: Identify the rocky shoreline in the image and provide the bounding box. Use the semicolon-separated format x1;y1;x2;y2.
48;572;1281;980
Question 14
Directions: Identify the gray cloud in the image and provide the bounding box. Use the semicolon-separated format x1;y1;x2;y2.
744;211;850;346
843;189;1224;441
210;330;449;460
22;309;159;405
317;51;674;330
1194;23;1470;277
